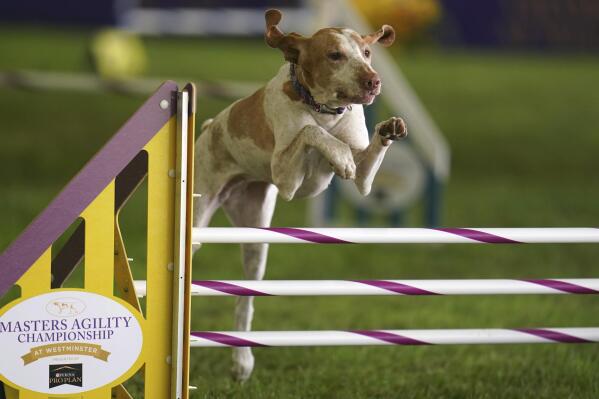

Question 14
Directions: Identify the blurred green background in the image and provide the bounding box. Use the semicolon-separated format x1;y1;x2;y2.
2;1;599;397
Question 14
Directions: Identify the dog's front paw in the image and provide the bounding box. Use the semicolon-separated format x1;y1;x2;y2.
330;143;356;179
377;117;407;145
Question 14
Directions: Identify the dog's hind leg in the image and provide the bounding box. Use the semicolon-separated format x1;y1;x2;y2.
192;121;240;255
221;181;277;382
191;193;220;255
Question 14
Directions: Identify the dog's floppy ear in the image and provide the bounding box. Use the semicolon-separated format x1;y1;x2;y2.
265;9;305;64
363;25;395;47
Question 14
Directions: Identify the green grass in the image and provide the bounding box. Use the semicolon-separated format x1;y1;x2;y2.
2;26;599;398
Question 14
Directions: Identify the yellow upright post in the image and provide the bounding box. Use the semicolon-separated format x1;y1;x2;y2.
0;81;196;399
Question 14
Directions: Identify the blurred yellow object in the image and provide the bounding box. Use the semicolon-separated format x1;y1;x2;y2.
90;29;148;80
351;0;441;42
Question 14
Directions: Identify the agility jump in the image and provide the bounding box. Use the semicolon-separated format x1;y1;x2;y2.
1;79;599;398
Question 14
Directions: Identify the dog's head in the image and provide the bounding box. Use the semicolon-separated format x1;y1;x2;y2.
265;9;395;107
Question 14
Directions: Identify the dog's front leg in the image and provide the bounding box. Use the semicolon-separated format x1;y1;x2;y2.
272;125;356;201
354;117;407;195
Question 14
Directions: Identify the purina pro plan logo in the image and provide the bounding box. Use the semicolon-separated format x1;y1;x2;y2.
49;364;83;388
0;291;143;394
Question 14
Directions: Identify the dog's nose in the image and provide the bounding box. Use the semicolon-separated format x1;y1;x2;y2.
363;74;381;90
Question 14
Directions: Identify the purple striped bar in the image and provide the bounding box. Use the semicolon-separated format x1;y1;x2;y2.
193;280;271;296
353;280;439;295
521;279;599;294
514;328;592;344
191;332;268;347
261;227;351;244
350;330;431;345
435;228;521;244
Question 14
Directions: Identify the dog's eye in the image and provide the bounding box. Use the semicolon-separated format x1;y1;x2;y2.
364;49;371;57
327;51;343;61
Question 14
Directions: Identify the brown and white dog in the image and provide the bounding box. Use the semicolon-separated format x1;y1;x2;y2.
193;9;407;381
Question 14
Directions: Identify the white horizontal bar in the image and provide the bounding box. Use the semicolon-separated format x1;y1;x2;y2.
191;227;599;244
190;327;599;347
133;279;599;297
134;280;147;297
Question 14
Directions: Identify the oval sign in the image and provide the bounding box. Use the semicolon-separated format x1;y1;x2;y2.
0;291;143;395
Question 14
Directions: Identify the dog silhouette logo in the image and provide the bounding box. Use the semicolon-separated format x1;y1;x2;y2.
45;298;86;317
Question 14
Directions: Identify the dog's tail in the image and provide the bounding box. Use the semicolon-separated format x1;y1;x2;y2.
200;118;214;132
